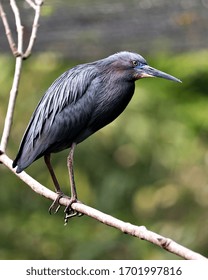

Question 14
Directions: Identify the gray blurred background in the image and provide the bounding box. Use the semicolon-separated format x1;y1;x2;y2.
0;0;208;59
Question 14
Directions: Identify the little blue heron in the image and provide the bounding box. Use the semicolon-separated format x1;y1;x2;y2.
13;51;181;219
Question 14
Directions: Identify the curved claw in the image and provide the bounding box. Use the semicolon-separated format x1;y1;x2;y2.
64;210;83;225
64;198;84;225
48;192;66;214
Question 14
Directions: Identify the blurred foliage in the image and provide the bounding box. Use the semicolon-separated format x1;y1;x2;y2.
1;50;208;260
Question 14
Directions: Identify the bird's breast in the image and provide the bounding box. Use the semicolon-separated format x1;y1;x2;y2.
88;80;135;132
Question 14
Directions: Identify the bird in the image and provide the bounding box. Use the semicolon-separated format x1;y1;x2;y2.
13;51;181;221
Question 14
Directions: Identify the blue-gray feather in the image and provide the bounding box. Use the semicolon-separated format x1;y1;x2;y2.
13;63;98;172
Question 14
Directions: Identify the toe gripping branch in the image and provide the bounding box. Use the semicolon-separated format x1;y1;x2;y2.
48;192;83;225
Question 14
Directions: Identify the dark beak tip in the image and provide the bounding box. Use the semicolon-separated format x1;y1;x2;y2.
172;77;182;83
168;77;182;83
142;65;182;84
154;74;182;83
156;72;182;83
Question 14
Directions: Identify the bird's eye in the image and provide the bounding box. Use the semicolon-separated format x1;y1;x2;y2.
132;60;138;67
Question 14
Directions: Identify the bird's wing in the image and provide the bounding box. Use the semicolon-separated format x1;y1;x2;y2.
30;64;97;142
13;63;98;170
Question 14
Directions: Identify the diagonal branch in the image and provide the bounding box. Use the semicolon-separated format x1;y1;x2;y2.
10;0;23;56
25;0;37;10
24;0;43;58
0;152;207;261
0;2;18;55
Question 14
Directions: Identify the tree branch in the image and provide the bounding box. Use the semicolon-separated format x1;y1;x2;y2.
0;0;43;152
10;0;23;56
0;56;22;152
0;2;18;55
24;0;43;58
0;1;23;152
0;152;207;261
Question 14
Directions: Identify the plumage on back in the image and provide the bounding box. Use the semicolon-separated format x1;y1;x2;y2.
13;63;98;172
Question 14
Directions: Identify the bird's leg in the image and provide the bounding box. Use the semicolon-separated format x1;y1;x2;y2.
67;142;78;201
64;142;83;224
44;154;66;214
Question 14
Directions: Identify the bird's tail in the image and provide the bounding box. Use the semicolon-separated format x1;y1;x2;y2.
13;153;32;173
12;142;42;173
12;155;26;173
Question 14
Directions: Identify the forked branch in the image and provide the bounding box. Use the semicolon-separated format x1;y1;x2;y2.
0;0;43;152
24;0;43;58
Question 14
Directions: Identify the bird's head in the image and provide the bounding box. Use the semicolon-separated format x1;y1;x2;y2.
106;51;181;83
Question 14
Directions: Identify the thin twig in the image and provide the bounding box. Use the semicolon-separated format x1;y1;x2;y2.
0;152;207;261
0;2;18;55
25;0;37;10
10;0;23;56
24;0;43;58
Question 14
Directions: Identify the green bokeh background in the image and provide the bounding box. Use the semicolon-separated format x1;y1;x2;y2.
1;1;208;260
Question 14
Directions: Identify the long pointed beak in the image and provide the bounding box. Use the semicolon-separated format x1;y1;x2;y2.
139;65;182;83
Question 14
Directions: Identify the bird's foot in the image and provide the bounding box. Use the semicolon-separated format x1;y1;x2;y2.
48;191;68;214
64;198;83;225
48;192;83;224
